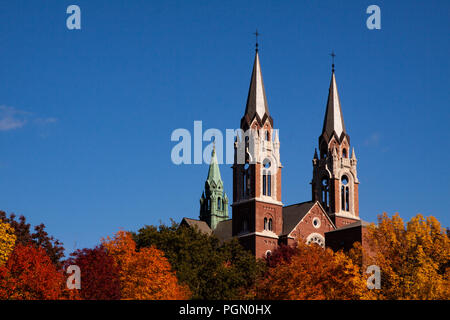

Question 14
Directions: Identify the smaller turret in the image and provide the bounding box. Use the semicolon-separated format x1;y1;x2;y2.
199;146;229;230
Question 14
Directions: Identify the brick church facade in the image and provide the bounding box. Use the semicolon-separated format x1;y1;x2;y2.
181;48;369;258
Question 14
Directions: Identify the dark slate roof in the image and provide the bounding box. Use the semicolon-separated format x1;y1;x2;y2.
282;201;316;235
180;218;212;235
213;219;233;243
325;220;371;233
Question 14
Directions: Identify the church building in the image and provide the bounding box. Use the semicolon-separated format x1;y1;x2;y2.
181;46;369;258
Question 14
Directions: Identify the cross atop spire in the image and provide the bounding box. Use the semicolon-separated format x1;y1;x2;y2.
330;51;336;72
254;29;260;51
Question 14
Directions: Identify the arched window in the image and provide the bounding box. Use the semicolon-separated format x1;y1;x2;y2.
264;218;268;230
217;198;221;210
342;148;347;158
243;163;250;198
341;175;350;211
268;218;273;231
207;199;211;210
265;130;270;141
346;187;350;211
263;160;272;196
306;233;325;248
321;178;329;210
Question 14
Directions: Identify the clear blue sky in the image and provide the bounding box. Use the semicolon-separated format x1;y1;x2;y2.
0;0;448;254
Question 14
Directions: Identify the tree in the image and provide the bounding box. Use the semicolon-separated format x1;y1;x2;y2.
265;243;297;268
256;242;372;300
0;211;64;268
364;213;450;300
0;222;16;266
102;230;190;300
0;244;70;300
134;221;265;299
65;245;121;300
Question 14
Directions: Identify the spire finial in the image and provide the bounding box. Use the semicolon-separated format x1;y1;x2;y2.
330;51;336;72
253;29;260;52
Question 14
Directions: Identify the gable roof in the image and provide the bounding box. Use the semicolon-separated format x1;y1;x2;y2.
282;201;316;235
213;219;233;243
180;217;212;235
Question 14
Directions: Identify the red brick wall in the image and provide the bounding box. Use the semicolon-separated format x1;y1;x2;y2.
287;204;334;244
333;215;360;229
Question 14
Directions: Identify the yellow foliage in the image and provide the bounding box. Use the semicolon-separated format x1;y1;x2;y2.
0;222;16;266
365;213;450;300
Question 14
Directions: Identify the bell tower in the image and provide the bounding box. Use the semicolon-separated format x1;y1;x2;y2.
312;64;360;228
232;47;283;258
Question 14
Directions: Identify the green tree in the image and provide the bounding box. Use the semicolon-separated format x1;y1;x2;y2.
134;221;265;299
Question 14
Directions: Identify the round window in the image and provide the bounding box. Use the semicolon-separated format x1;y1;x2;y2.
312;217;321;229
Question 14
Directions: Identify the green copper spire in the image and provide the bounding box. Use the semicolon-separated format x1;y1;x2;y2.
200;146;229;230
206;146;222;185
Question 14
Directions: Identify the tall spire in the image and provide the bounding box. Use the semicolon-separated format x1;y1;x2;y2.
243;50;270;125
322;68;346;141
206;146;222;184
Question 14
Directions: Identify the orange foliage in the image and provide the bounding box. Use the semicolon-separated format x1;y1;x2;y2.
102;231;190;300
257;242;373;300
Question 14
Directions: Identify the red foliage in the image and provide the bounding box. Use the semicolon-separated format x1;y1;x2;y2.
0;244;69;300
265;243;298;268
65;245;121;300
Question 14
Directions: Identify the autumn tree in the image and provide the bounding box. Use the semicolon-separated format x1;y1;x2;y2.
256;241;372;300
0;211;64;267
102;230;190;300
364;213;450;300
0;222;16;266
265;243;297;268
134;221;265;299
0;244;69;299
65;245;121;300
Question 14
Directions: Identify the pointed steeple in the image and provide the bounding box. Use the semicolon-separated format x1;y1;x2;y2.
322;69;346;141
242;51;270;127
200;146;229;230
206;146;222;185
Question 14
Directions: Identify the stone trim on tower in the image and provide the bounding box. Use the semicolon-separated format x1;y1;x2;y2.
312;67;360;228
